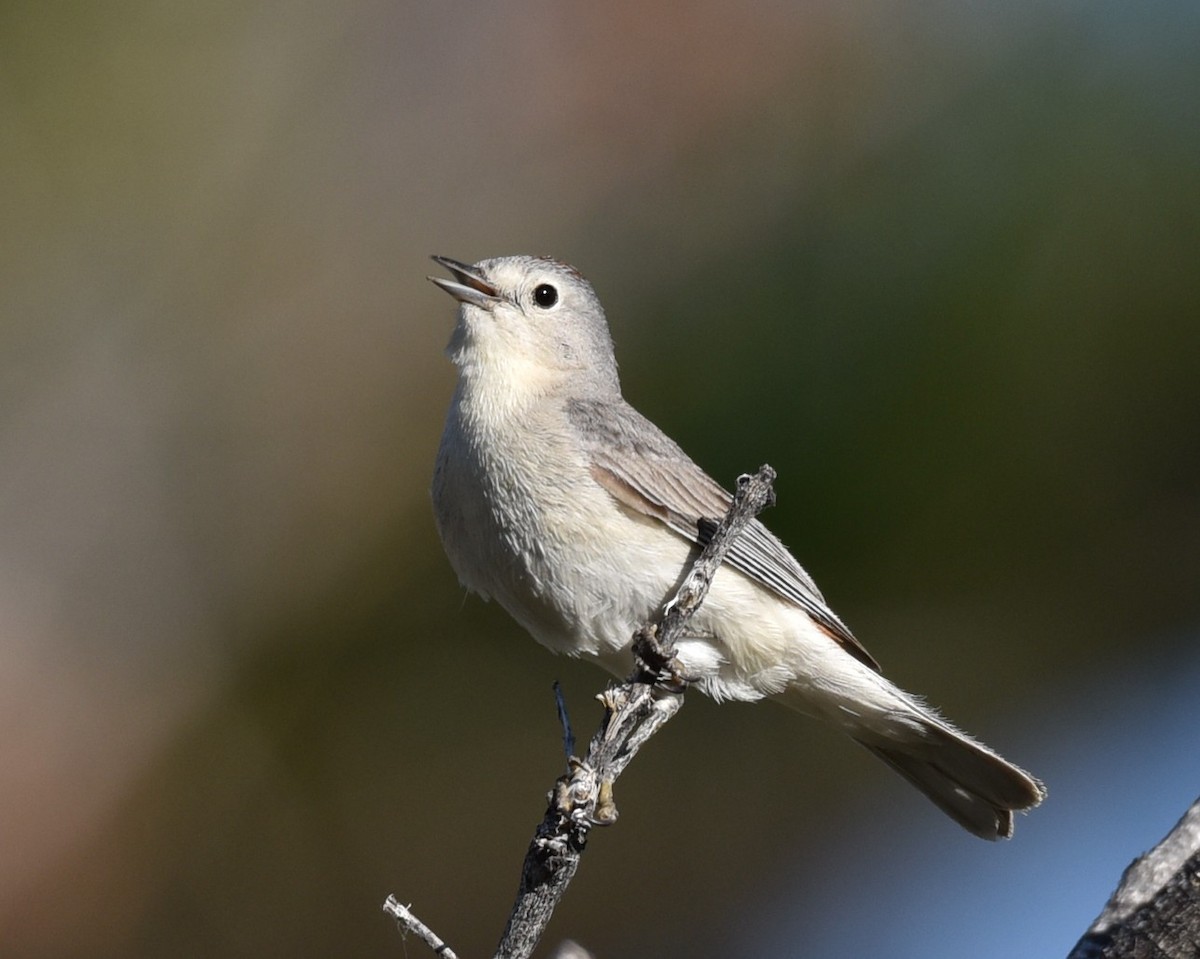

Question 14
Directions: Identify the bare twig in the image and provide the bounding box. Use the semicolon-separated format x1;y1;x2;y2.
553;680;576;764
385;466;777;959
383;896;460;959
632;465;777;686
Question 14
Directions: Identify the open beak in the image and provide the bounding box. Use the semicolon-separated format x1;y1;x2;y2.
428;256;501;309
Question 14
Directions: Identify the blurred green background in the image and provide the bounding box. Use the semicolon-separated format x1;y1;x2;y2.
2;1;1198;956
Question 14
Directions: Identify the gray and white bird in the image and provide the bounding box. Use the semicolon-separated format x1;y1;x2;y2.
429;254;1045;839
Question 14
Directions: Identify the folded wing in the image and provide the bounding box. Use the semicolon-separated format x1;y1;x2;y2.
569;397;880;672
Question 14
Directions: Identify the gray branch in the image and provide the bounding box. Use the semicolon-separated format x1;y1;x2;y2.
1068;797;1200;959
385;465;777;959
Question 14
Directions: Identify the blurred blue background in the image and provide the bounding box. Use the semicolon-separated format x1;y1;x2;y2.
2;1;1198;956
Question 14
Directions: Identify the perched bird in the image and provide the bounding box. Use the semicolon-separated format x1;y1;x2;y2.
429;254;1045;839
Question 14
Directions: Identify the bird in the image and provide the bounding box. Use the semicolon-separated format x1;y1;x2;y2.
428;253;1045;839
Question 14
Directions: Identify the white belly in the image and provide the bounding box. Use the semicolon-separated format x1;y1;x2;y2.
432;387;890;715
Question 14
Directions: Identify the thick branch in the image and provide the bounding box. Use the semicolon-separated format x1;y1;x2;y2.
1068;797;1200;959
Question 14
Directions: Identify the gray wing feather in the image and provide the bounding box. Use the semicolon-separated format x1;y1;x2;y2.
568;398;880;672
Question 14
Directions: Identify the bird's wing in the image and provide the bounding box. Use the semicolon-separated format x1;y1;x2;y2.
567;398;880;672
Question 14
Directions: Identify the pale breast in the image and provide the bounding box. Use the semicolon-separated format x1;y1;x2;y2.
433;390;696;657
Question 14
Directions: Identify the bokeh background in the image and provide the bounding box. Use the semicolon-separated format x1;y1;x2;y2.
3;1;1199;956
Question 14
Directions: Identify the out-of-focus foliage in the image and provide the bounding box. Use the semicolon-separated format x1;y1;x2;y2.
1;1;1197;957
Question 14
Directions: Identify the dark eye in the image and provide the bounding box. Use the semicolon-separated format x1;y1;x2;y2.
533;284;558;308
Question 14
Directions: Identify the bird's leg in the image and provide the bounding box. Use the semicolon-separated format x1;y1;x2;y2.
632;623;695;692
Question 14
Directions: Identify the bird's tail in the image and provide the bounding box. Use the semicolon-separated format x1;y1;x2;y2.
781;683;1045;839
854;716;1045;839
